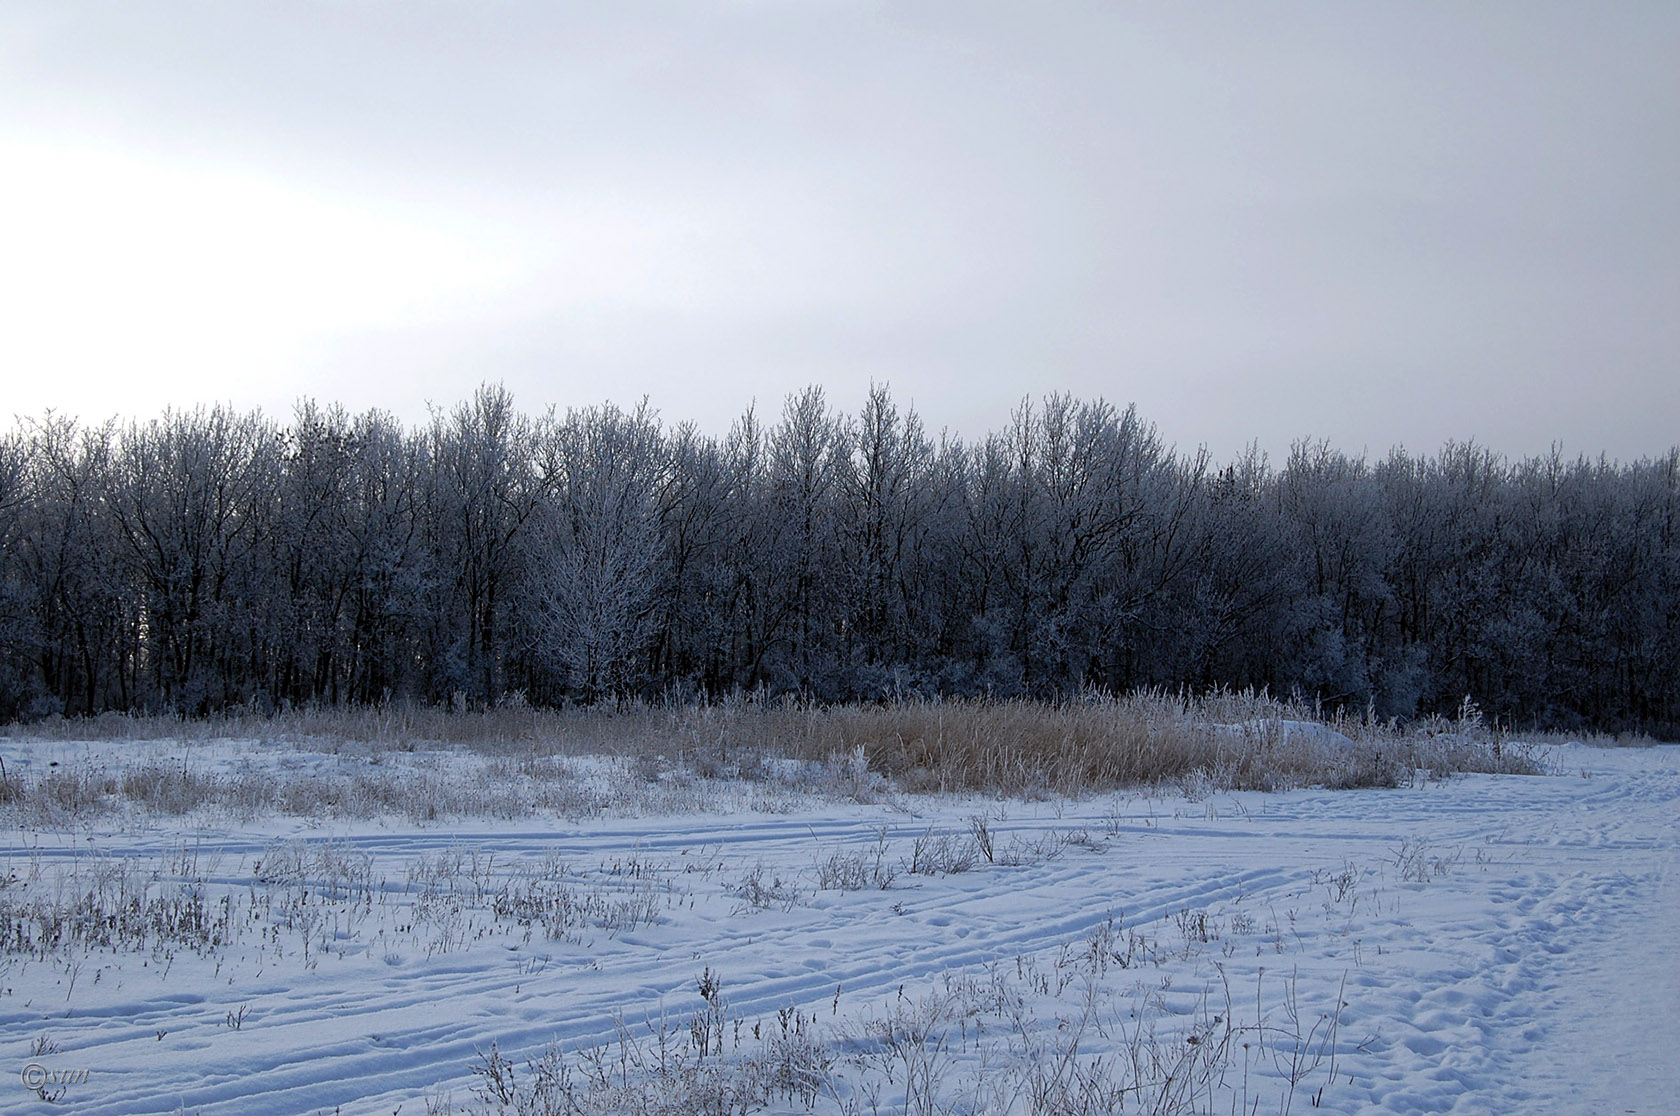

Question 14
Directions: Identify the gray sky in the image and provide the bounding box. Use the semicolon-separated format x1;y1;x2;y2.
3;1;1675;464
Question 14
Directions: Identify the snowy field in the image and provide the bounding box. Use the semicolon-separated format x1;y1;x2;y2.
1;735;1675;1115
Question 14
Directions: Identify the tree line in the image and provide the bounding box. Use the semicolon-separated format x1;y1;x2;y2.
0;383;1674;734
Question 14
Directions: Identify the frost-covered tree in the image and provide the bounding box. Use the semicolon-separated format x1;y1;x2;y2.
0;383;1675;731
759;387;851;695
11;415;129;715
526;401;666;702
101;406;280;713
0;429;38;718
842;384;944;691
1273;441;1393;708
422;384;536;705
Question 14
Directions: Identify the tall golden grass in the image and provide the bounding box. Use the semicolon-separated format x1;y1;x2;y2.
2;689;1543;813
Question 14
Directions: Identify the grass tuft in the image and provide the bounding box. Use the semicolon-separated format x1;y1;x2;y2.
0;690;1546;826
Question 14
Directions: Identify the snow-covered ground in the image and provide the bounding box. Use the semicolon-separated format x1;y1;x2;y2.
1;736;1674;1114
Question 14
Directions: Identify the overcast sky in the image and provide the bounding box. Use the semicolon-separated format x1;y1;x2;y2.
2;1;1675;464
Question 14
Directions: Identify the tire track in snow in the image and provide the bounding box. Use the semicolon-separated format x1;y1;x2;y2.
10;746;1673;1116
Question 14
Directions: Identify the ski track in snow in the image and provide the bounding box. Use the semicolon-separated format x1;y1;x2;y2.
1;742;1675;1115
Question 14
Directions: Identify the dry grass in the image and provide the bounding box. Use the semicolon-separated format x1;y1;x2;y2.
2;698;674;753
0;691;1545;824
725;691;1542;794
441;916;1354;1116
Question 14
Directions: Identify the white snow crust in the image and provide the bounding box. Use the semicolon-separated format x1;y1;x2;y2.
1;737;1674;1114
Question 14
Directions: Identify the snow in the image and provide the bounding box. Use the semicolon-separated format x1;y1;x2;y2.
1;737;1675;1114
1221;719;1362;749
